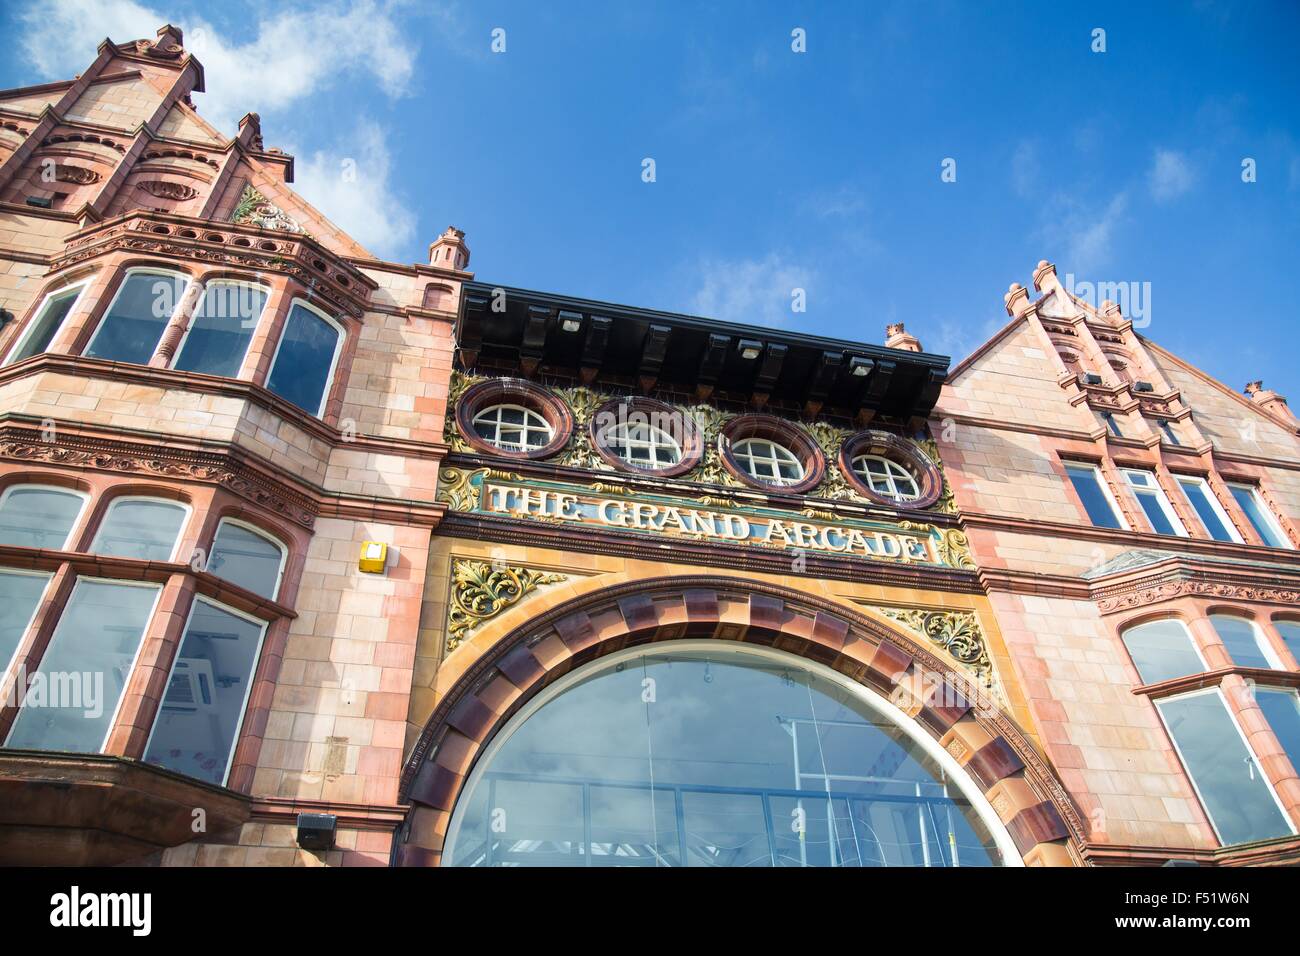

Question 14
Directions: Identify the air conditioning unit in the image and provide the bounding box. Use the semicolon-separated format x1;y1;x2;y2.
162;658;218;713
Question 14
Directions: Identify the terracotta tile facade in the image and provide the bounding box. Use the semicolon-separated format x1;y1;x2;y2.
1;25;1297;869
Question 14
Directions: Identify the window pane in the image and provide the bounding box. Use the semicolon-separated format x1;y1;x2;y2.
6;580;160;753
445;648;1004;867
1135;491;1179;536
0;487;83;549
144;599;265;785
0;570;50;672
1122;619;1203;684
265;304;340;415
1158;692;1291;845
1210;615;1273;670
209;522;283;600
1179;479;1235;542
1256;689;1300;774
1277;621;1300;665
84;273;183;365
8;288;80;363
173;283;267;377
91;499;186;561
1064;464;1122;529
1230;486;1288;548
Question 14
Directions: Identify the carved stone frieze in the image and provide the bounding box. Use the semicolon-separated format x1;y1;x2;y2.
0;437;317;529
53;164;100;185
138;180;199;201
50;214;371;320
1097;579;1300;613
232;184;305;234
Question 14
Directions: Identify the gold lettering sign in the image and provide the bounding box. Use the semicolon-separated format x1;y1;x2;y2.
480;481;940;564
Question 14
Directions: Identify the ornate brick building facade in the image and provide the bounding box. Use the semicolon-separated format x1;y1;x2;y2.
934;263;1300;865
0;27;1296;868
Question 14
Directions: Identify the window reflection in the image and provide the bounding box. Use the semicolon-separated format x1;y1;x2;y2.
173;282;267;377
85;272;185;365
265;303;342;416
444;647;1004;867
143;598;266;785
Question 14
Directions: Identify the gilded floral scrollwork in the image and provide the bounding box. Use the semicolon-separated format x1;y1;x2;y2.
446;559;567;651
435;467;483;512
870;606;992;682
935;528;976;570
680;404;743;488
917;437;960;515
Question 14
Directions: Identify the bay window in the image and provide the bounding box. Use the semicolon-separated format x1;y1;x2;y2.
265;301;344;416
3;282;86;365
172;281;268;378
0;487;283;789
84;270;187;365
0;485;86;549
143;597;267;785
5;578;162;753
1156;689;1293;846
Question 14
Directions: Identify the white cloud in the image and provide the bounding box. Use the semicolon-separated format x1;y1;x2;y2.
688;253;815;328
293;121;416;258
17;0;421;133
932;316;1006;363
1149;149;1196;202
1036;192;1128;275
1011;140;1039;199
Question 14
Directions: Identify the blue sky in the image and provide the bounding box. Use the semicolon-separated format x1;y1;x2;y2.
4;1;1298;397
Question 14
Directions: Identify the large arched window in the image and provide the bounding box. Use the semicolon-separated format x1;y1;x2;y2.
265;301;344;416
443;643;1013;867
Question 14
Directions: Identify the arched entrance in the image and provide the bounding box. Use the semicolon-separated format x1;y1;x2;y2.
397;577;1081;867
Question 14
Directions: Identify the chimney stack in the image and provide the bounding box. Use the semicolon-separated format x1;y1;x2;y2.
1245;381;1297;424
429;226;469;271
884;322;922;352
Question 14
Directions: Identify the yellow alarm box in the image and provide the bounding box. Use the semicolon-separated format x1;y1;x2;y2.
358;541;388;574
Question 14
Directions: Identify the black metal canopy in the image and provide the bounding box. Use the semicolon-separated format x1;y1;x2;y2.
455;281;949;420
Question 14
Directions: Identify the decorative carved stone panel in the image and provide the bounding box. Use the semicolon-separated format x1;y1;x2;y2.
445;558;568;652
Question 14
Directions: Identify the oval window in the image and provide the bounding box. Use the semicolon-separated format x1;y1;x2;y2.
471;404;554;452
732;437;805;487
851;454;920;501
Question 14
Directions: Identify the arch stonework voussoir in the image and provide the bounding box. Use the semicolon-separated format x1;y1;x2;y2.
396;576;1082;867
